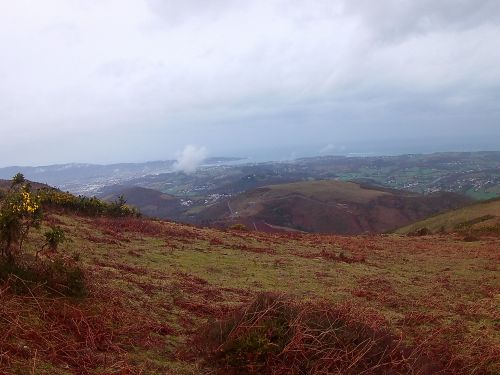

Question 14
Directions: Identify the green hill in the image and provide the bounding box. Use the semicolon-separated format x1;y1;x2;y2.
395;198;500;235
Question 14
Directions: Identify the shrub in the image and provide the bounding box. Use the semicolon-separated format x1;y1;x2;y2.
11;172;26;185
408;227;431;237
0;174;86;298
230;223;248;231
38;189;140;217
44;226;66;252
462;234;479;242
0;255;86;297
0;175;42;261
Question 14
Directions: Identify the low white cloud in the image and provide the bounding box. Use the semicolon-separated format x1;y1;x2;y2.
174;145;208;174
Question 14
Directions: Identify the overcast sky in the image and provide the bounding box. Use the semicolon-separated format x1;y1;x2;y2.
1;0;499;166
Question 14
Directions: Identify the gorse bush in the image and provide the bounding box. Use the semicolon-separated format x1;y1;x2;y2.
44;226;66;251
0;175;42;261
0;174;86;297
38;189;140;217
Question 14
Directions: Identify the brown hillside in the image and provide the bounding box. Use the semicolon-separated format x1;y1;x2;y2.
198;180;472;234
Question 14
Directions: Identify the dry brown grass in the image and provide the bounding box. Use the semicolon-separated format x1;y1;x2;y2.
0;212;498;374
188;293;447;375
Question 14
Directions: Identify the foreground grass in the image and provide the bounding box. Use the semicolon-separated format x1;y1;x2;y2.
0;213;499;374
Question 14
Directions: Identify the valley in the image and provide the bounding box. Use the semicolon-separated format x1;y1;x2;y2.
2;151;498;236
87;152;499;233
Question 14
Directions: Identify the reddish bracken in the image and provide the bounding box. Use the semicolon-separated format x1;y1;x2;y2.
187;293;447;375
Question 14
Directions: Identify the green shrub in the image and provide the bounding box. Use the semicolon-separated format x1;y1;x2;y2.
44;226;66;251
38;189;140;217
0;174;86;298
0;174;42;261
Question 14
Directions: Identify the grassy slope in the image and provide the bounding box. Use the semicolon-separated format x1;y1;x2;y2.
201;180;470;234
395;198;500;234
227;180;390;216
1;213;499;374
266;180;390;203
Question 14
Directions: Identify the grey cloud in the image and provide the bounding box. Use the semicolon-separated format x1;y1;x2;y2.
343;0;500;41
145;0;241;25
0;0;498;166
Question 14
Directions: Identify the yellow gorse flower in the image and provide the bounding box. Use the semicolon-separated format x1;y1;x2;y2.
8;191;40;214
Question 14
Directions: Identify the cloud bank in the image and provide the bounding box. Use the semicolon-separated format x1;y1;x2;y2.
0;0;499;165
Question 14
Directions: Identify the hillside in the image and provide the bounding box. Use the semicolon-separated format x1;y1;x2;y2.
0;178;52;191
196;180;472;234
0;210;498;374
395;198;500;234
98;185;185;220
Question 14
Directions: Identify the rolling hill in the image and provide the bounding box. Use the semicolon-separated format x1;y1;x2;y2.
119;151;500;200
95;179;473;234
395;198;500;234
4;151;496;199
196;180;472;234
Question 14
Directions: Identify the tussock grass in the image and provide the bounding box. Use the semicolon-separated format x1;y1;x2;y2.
189;292;444;374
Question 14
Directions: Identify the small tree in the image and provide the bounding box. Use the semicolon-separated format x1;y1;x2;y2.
109;194;136;217
11;173;26;187
43;226;66;252
0;174;42;262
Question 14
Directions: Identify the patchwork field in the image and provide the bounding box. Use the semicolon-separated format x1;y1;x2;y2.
0;212;499;374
